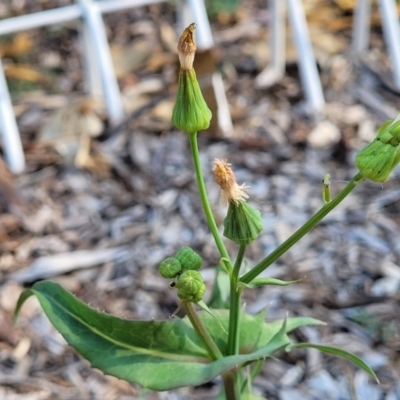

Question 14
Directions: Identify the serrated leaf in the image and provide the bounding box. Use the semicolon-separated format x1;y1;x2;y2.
292;343;379;383
238;277;299;289
15;281;294;391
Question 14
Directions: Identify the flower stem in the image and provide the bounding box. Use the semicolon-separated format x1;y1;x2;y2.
188;132;232;269
183;302;223;360
227;244;246;355
241;173;364;284
222;371;240;400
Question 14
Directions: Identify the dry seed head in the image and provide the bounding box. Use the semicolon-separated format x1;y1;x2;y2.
213;158;249;205
177;23;196;70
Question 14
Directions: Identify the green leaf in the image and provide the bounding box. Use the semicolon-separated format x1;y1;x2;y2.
14;288;35;322
196;300;228;334
238;278;299;289
208;267;230;309
15;281;294;391
292;343;379;384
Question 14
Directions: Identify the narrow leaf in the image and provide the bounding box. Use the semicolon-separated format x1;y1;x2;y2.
293;343;379;383
238;278;299;289
14;288;34;322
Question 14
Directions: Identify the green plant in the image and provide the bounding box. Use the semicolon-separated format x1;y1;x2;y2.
16;23;397;399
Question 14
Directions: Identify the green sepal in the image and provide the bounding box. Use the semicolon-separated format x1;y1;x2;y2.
175;246;203;271
159;257;182;279
223;201;263;245
171;69;212;134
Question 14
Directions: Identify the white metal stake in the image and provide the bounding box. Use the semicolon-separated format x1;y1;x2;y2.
186;0;214;49
378;0;400;89
286;0;325;112
80;20;103;98
352;0;371;54
97;0;165;14
177;0;192;36
78;0;124;126
0;61;25;173
0;5;80;35
256;0;286;87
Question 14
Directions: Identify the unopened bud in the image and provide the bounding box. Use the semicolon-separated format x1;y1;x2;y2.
175;246;203;271
322;174;331;204
177;270;206;303
171;23;212;134
159;258;182;279
356;116;400;182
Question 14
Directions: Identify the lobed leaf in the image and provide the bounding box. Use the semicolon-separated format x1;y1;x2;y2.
15;281;299;390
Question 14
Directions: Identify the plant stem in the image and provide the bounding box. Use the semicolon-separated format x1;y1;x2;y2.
241;173;364;284
241;359;263;393
188;132;232;269
183;302;223;360
227;244;246;356
222;371;239;400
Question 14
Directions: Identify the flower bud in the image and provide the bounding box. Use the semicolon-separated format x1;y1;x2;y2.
171;23;212;134
356;117;400;182
177;270;206;303
175;246;203;271
223;201;263;245
322;173;331;204
159;257;182;279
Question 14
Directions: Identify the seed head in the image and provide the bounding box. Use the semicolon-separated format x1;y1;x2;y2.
213;159;249;205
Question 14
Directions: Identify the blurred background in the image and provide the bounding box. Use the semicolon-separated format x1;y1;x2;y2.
0;0;400;399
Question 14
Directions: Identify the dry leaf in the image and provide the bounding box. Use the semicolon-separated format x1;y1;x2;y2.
146;52;176;71
0;32;33;58
4;64;42;82
111;41;153;78
159;21;177;53
150;99;174;120
333;0;356;11
39;98;104;164
0;157;21;211
310;28;346;55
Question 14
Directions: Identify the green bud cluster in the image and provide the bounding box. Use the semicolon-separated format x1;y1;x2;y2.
356;117;400;182
158;247;205;302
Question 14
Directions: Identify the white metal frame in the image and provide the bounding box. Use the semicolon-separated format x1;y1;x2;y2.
0;0;233;173
256;0;325;114
352;0;400;89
